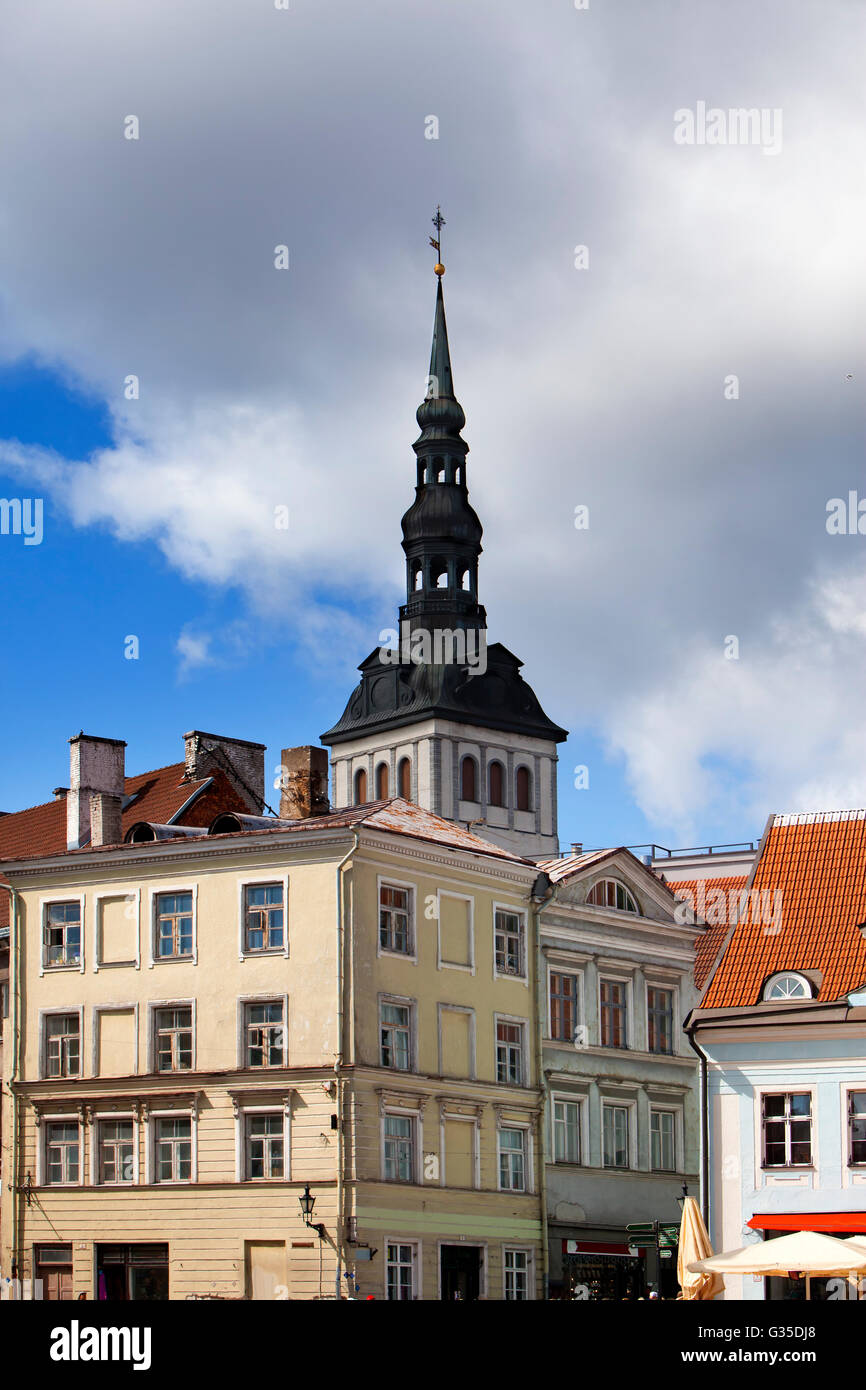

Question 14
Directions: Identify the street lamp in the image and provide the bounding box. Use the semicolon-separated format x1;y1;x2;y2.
299;1184;326;1239
676;1184;689;1210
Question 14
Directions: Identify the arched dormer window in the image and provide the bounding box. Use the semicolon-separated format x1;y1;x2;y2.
587;879;639;914
515;765;532;812
398;757;411;800
763;972;811;1001
461;755;478;802
354;768;367;805
488;760;505;807
375;762;389;799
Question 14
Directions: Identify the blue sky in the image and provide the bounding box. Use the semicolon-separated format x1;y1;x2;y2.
1;0;864;852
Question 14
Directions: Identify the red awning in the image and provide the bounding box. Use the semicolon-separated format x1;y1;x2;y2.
748;1212;866;1233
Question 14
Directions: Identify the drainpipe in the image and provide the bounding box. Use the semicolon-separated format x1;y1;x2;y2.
0;882;21;1281
686;1021;710;1227
529;875;555;1300
334;832;358;1300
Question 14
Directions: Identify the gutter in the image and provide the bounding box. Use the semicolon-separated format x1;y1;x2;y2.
0;882;21;1280
334;831;358;1300
685;1017;710;1227
529;873;556;1300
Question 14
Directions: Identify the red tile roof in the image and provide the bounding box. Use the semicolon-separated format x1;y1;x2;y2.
669;876;750;988
701;811;866;1007
0;763;245;926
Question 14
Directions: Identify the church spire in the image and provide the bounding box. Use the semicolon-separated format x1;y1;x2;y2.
400;214;485;637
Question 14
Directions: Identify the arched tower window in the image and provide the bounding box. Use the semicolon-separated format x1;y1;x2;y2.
412;563;423;591
587;879;639;914
354;768;367;805
375;762;389;799
515;765;532;812
488;760;504;807
398;757;411;800
461;755;478;802
431;557;449;589
460;568;471;592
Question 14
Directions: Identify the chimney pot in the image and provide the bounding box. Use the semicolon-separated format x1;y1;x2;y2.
570;841;583;855
279;746;330;820
67;734;126;850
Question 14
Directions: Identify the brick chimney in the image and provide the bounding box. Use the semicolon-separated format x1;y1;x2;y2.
90;791;124;847
183;731;266;813
67;735;126;850
279;746;330;820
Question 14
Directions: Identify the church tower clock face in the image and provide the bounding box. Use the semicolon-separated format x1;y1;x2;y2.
321;219;567;860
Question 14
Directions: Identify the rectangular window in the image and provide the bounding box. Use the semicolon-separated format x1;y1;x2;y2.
495;1020;524;1085
650;1109;676;1172
155;892;193;960
549;972;578;1041
245;1113;284;1180
380;1001;411;1070
647;987;674;1055
0;980;9;1024
45;1013;80;1078
245;1001;285;1068
244;883;284;953
603;1104;629;1168
155;1116;192;1182
498;1127;526;1191
46;1122;79;1185
553;1099;581;1164
386;1242;416;1301
155;1007;193;1072
600;979;627;1049
504;1248;529;1300
44;901;81;967
383;1114;415;1183
494;909;524;977
98;1120;135;1185
850;1092;866;1166
762;1092;812;1167
379;884;412;955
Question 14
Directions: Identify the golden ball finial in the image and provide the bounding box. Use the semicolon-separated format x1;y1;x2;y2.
434;262;445;277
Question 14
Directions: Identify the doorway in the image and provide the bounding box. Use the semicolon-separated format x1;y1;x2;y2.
440;1244;482;1301
245;1241;288;1300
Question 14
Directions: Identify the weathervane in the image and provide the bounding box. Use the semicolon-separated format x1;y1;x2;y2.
429;206;445;277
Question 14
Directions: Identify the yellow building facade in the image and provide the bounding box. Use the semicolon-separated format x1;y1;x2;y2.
1;801;545;1300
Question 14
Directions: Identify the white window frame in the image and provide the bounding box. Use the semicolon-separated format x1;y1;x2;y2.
547;963;585;1044
147;998;196;1074
649;1104;682;1173
39;1113;83;1187
147;1109;197;1185
502;1245;535;1301
494;1012;528;1087
436;889;475;974
550;1092;585;1166
436;1003;476;1080
497;1119;533;1193
39;894;85;976
237;874;290;962
235;1100;292;1182
384;1237;421;1300
148;884;198;968
758;1087;815;1171
598;973;632;1050
843;1083;866;1171
601;1098;637;1170
762;971;812;1002
586;877;640;915
492;902;528;984
381;1106;421;1185
438;1110;480;1190
91;1003;139;1077
91;1111;139;1187
237;994;289;1070
376;876;417;962
93;888;141;971
39;1006;84;1080
378;993;416;1073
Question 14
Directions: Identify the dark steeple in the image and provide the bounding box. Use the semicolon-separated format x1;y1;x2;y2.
400;275;485;637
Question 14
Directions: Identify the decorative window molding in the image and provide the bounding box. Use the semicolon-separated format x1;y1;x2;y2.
237;994;289;1070
493;903;528;984
237;874;290;961
377;876;417;962
39;895;85;976
586;879;640;915
146;999;196;1074
39;1006;84;1080
147;884;198;968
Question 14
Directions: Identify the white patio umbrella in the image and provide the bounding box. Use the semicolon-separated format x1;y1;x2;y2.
688;1229;866;1300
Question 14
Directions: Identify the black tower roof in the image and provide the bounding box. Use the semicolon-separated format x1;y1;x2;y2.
322;270;567;749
